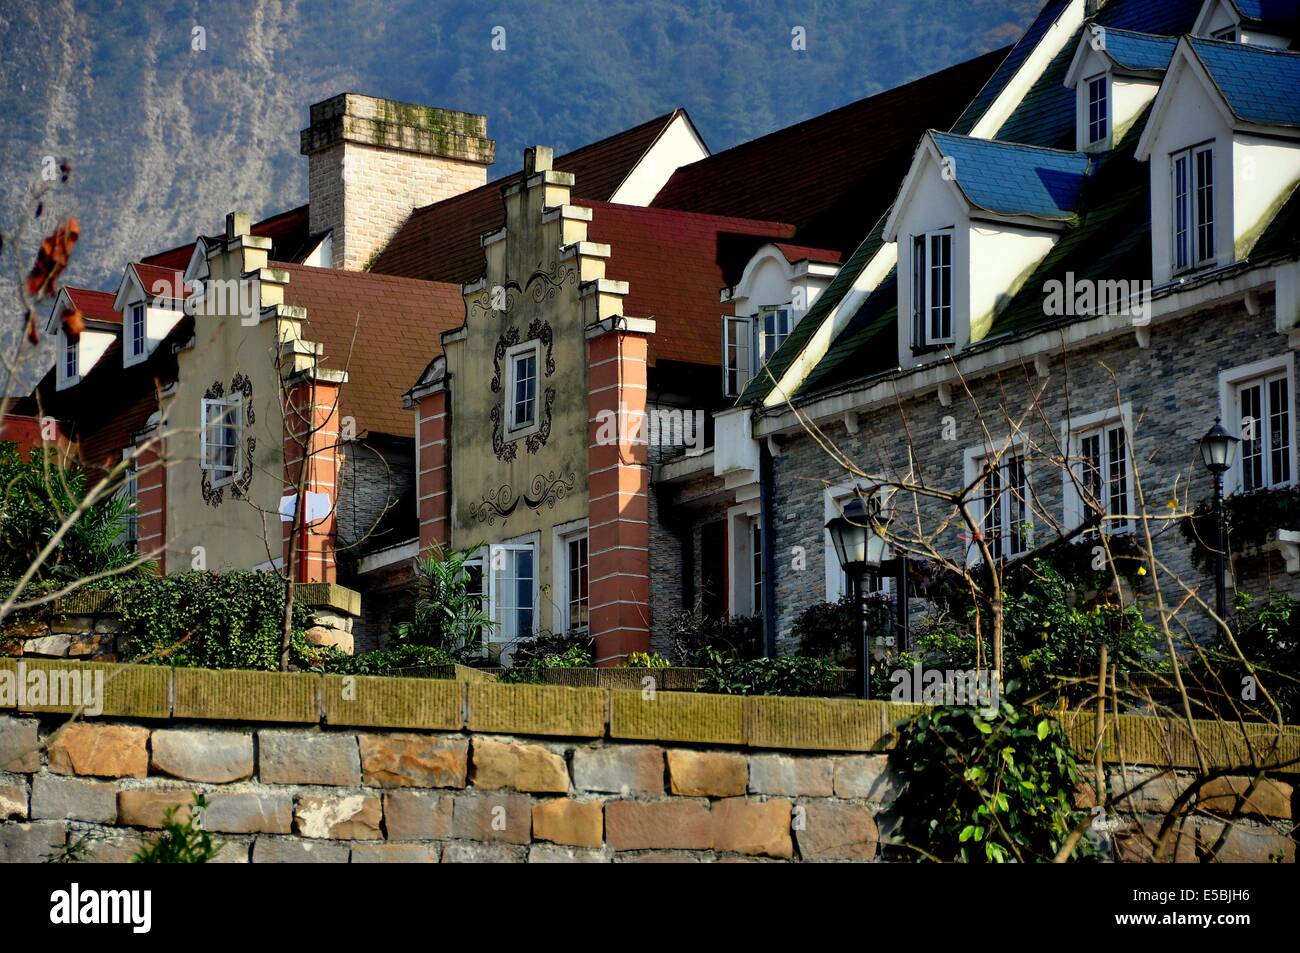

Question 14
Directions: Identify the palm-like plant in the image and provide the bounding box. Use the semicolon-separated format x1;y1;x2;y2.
392;545;493;658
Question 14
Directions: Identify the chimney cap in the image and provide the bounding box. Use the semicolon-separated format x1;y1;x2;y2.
300;93;494;166
524;145;553;176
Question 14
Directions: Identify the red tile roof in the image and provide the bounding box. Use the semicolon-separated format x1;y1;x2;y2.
276;263;464;438
64;288;121;325
650;48;1008;255
369;111;685;285
139;205;316;271
578;200;795;366
773;243;843;265
131;263;188;301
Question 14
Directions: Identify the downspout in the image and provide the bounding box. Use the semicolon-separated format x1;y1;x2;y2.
760;437;778;657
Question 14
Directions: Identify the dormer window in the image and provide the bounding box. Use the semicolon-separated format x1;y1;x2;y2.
910;231;953;349
758;306;791;365
63;332;78;380
1211;25;1238;41
1086;74;1109;144
723;316;754;396
129;303;146;358
1172;143;1215;273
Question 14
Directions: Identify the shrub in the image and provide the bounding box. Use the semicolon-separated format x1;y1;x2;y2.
889;696;1094;862
626;650;670;668
502;633;594;683
113;571;313;671
666;609;762;665
792;595;891;664
391;546;492;657
1194;592;1300;722
0;441;144;591
696;649;839;696
322;643;456;676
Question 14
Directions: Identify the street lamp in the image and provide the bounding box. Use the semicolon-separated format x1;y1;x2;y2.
1198;417;1239;621
826;495;890;699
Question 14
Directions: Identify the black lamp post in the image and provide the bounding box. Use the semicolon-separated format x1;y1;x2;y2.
826;495;890;699
1198;417;1240;621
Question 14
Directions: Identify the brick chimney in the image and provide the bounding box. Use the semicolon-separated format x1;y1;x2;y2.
301;93;495;271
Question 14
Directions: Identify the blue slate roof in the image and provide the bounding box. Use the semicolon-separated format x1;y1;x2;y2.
930;132;1092;220
1229;0;1300;27
1099;29;1178;72
1189;37;1300;127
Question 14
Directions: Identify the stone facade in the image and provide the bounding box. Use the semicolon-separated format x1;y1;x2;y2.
769;294;1300;650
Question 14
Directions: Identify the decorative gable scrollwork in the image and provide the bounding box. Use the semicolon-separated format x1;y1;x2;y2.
490;317;557;462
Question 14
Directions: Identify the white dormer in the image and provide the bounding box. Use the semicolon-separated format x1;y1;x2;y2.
1063;28;1176;151
1194;0;1293;49
113;262;187;367
883;132;1087;367
46;288;118;390
719;243;839;396
1135;38;1300;286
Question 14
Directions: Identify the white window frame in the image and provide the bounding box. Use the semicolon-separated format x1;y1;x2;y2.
61;328;79;384
485;536;539;661
823;480;891;602
551;518;590;635
1219;354;1297;495
118;459;139;550
1171;142;1216;275
910;229;954;349
504;340;541;436
726;503;763;617
757;305;792;367
722;314;754;397
1062;403;1135;533
128;302;147;361
1085;72;1109;146
1211;25;1238;41
200;396;243;488
963;438;1032;565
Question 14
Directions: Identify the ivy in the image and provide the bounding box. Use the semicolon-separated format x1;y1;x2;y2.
890;694;1097;863
1179;486;1300;573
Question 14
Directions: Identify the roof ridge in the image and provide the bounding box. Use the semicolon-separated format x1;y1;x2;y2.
1189;33;1300;55
933;129;1088;156
576;198;795;232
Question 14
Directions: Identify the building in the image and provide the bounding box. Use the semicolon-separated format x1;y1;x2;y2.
727;0;1300;650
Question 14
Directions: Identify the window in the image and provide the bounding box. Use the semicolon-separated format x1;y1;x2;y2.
758;307;792;366
979;454;1029;561
62;332;78;380
200;397;242;485
1172;144;1215;273
1235;371;1292;492
119;461;138;549
1072;420;1131;530
506;343;538;432
911;231;953;348
1086;74;1108;145
490;543;535;651
1211;26;1238;41
723;315;754;396
751;519;763;615
130;303;146;358
563;533;589;633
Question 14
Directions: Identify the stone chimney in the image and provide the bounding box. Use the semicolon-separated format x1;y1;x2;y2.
301;93;495;271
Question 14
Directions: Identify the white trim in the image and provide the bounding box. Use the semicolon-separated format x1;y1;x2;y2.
504;339;542;438
962;435;1033;565
1218;352;1297;495
1060;402;1136;533
357;538;419;575
726;502;762;618
200;395;243;488
551;518;590;635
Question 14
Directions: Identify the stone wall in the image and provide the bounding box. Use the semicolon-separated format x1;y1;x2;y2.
769;296;1300;649
0;661;1294;862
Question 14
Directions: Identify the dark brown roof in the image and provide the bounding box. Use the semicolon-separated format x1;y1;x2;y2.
649;48;1009;256
579;200;795;366
369;111;685;285
277;263;463;439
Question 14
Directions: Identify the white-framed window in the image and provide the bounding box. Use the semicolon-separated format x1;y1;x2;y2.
489;541;536;652
200;396;243;486
1064;407;1133;532
62;330;78;381
505;341;539;433
722;315;754;396
751;518;764;615
965;442;1030;563
554;523;589;635
1172;143;1215;273
911;230;954;348
1211;25;1238;41
129;302;146;358
1221;355;1296;494
118;460;139;549
1086;73;1108;145
757;306;792;366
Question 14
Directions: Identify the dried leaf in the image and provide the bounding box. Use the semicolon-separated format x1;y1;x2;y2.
61;305;85;339
24;217;80;299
